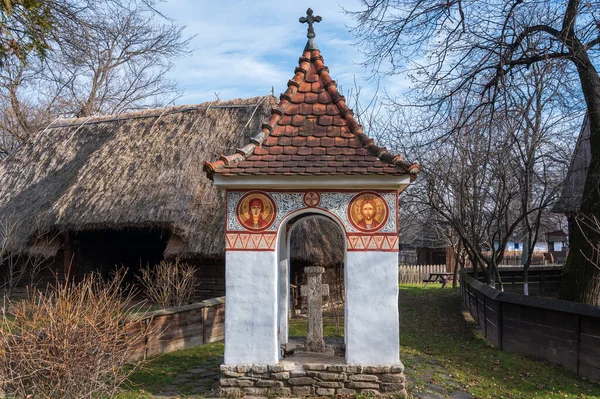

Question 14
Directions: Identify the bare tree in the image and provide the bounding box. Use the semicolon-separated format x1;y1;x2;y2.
349;0;600;304
502;63;572;294
0;0;189;157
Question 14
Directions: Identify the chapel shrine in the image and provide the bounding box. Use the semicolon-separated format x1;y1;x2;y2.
204;9;419;397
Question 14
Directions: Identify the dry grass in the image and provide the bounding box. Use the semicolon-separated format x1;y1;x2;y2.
0;270;157;398
138;259;198;308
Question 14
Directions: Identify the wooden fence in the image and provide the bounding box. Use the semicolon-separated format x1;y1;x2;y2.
460;270;600;381
398;264;448;284
131;296;225;360
466;266;563;296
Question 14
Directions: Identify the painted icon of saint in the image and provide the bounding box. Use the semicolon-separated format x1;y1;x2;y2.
244;198;270;229
357;199;382;230
348;192;389;233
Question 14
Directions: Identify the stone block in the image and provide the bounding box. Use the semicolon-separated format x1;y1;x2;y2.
242;387;268;396
236;364;253;373
281;362;296;371
316;372;346;381
271;371;290;380
247;372;270;378
269;364;286;372
256;380;284;388
290;370;307;377
316;381;344;388
345;365;363;373
327;365;347;372
347;382;380;389
221;370;244;378
220;365;238;373
288;377;316;385
336;388;356;396
317;388;335;396
305;371;319;377
271;387;292;397
362;365;391;374
349;374;378;382
219;387;241;397
220;378;254;387
390;364;405;373
380;382;406;393
361;389;381;396
251;365;269;374
304;363;328;371
292;386;313;396
381;373;405;383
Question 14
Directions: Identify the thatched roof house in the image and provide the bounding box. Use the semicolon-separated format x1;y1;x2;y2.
554;115;591;214
0;96;344;293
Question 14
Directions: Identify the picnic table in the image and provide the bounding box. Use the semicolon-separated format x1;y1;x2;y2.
423;272;454;288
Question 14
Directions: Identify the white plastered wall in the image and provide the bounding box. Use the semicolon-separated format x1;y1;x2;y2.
277;230;289;345
345;250;400;365
224;250;279;365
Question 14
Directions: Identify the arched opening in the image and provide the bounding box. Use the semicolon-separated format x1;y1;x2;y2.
275;210;347;361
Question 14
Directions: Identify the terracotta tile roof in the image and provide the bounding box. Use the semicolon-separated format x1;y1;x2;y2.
204;48;420;179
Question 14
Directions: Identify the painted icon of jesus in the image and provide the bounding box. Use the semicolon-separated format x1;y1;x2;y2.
348;192;389;233
357;199;381;230
245;198;269;229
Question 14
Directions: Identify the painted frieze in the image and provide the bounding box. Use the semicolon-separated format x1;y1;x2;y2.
225;190;399;252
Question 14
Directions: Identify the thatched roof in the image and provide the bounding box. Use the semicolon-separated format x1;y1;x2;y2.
1;97;277;257
0;97;314;260
553;115;591;214
289;218;344;265
0;96;349;263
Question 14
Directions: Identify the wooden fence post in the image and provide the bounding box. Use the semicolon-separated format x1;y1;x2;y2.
202;307;207;344
497;301;503;350
576;314;581;376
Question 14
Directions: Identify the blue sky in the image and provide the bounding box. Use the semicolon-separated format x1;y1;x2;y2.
155;1;409;105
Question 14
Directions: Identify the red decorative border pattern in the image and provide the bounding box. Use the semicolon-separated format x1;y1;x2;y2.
347;234;398;252
226;233;277;251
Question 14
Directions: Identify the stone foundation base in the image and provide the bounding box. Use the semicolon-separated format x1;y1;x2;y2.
220;362;406;397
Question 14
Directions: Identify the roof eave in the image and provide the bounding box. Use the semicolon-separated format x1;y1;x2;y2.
212;174;413;191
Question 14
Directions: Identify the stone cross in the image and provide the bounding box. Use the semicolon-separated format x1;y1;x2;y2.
299;8;322;51
299;8;322;39
300;266;329;352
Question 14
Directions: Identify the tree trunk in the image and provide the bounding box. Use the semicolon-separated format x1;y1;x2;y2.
559;51;600;305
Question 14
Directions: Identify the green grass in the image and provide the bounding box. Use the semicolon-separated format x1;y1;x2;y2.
288;315;344;337
117;285;600;398
116;341;224;398
399;284;600;399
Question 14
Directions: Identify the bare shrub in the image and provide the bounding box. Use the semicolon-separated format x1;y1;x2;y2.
138;259;198;308
0;270;156;398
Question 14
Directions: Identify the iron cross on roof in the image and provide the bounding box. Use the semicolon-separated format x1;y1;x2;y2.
300;8;322;50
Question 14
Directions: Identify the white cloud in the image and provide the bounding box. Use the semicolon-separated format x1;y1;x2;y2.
155;0;405;107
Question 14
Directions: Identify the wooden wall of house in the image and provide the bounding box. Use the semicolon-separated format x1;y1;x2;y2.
186;258;225;300
5;231;227;302
416;247;447;265
71;229;169;283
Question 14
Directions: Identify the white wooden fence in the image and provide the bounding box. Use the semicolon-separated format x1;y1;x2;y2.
398;264;449;284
